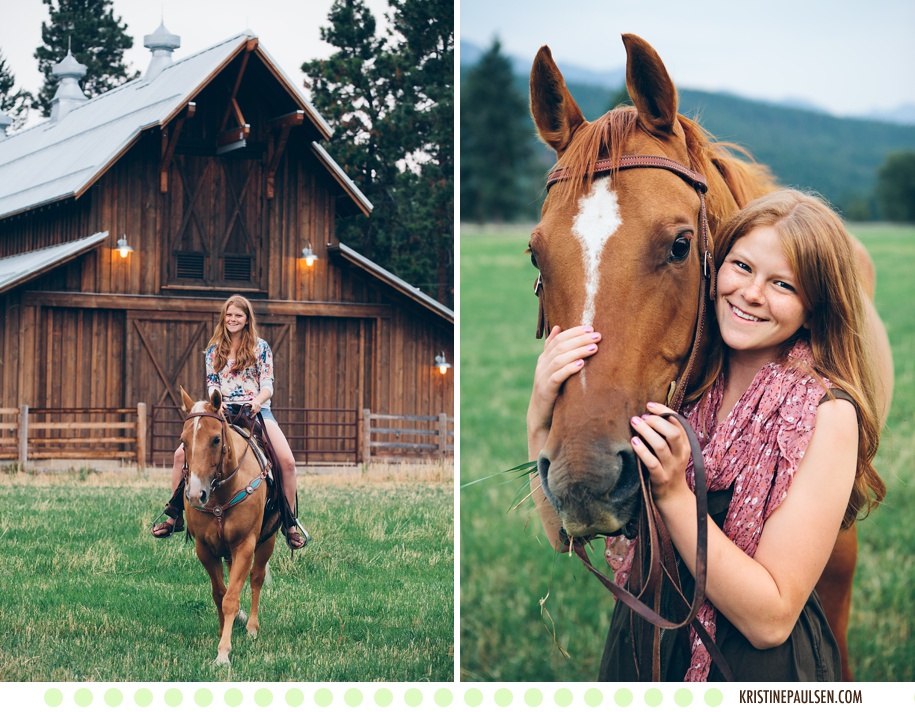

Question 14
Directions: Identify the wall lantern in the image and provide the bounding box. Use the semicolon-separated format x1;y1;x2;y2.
301;243;317;267
434;351;451;375
116;235;134;258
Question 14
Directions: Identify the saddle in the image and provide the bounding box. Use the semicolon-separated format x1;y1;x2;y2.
224;404;298;537
168;403;297;543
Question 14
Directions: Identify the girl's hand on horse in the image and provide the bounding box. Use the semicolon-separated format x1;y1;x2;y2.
630;402;692;503
527;325;602;437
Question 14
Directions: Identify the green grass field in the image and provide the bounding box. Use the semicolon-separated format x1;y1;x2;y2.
0;464;453;682
459;222;915;682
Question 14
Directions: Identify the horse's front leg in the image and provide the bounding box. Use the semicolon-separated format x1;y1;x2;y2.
195;539;227;633
215;536;256;665
247;535;277;639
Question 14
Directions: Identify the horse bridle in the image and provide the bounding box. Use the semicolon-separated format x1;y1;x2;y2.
540;155;733;681
537;154;716;411
182;410;247;490
182;409;269;539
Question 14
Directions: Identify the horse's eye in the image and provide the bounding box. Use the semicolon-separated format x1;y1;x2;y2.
212;436;221;447
670;236;691;262
528;247;538;269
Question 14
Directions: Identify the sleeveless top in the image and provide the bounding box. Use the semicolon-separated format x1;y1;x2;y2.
598;385;854;682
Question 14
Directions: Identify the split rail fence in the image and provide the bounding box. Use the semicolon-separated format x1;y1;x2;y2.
0;404;453;467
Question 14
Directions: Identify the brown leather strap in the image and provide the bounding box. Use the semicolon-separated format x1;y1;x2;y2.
546;154;708;192
567;412;734;681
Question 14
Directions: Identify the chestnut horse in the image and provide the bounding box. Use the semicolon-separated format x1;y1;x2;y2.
180;387;281;666
528;34;893;681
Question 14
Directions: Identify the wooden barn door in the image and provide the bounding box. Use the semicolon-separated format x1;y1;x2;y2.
126;311;214;407
254;315;296;411
293;316;373;462
126;310;214;462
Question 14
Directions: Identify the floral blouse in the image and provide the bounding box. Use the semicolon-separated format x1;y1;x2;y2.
205;338;275;407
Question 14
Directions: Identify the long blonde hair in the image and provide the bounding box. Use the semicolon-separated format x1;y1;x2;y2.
692;189;884;527
207;294;261;373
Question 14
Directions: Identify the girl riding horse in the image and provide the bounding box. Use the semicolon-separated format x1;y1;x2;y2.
152;294;309;550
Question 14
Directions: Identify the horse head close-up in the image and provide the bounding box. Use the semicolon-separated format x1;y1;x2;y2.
528;34;776;540
181;388;230;508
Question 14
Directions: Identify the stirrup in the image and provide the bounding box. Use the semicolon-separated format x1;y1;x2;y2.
151;506;185;538
285;518;311;550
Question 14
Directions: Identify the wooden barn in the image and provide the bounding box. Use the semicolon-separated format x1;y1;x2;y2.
0;25;453;465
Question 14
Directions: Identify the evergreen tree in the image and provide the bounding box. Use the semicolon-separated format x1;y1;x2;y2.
301;0;454;306
875;151;915;223
32;0;138;116
386;0;453;303
0;49;33;131
460;39;534;223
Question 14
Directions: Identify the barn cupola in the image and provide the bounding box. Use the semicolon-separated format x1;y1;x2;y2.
143;21;181;81
0;110;11;141
49;50;88;123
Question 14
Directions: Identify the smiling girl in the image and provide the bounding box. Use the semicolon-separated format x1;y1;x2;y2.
528;189;885;681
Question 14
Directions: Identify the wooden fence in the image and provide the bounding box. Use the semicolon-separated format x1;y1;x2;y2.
362;410;454;464
0;405;146;465
0;404;453;467
147;405;360;466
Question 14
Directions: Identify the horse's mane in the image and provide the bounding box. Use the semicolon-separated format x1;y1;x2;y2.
549;106;778;236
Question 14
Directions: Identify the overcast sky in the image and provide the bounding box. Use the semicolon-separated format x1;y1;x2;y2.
460;0;915;118
0;0;393;104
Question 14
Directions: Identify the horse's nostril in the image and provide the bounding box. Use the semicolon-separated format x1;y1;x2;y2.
200;491;208;504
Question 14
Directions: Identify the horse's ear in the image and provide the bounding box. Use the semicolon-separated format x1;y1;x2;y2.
530;45;586;157
180;386;194;413
622;34;678;137
210;389;222;412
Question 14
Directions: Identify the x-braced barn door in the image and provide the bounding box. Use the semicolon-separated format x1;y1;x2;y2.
165;155;265;290
127;310;214;461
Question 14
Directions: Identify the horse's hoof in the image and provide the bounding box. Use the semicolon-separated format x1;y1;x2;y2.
213;655;231;667
246;626;259;639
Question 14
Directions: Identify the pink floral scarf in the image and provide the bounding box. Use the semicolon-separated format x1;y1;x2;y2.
605;340;829;681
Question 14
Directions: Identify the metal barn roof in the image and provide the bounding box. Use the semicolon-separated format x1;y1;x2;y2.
331;242;454;323
0;231;108;295
0;31;334;221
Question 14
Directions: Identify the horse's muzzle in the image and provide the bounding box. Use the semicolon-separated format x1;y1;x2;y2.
185;473;212;508
538;442;641;538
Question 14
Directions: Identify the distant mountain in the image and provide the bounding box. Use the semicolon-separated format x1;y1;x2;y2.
461;39;915;126
460;39;915;218
861;103;915;126
460;40;625;93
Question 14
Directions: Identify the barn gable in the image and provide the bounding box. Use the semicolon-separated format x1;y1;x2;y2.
0;26;452;464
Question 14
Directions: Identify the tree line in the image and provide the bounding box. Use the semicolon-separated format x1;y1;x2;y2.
0;0;454;307
460;40;915;225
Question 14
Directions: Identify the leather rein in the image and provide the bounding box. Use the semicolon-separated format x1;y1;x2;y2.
181;410;270;538
541;155;733;681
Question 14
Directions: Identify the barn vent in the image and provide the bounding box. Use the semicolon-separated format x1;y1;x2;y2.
143;21;181;82
223;255;252;282
49;50;88;123
176;253;204;279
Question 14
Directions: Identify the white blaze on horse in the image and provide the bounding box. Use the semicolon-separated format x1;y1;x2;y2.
180;386;281;666
528;34;893;681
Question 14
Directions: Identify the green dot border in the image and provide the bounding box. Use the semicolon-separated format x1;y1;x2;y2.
17;682;751;710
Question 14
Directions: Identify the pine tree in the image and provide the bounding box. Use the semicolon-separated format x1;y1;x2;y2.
32;0;138;116
875;151;915;223
301;0;454;306
0;49;33;131
460;39;534;224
